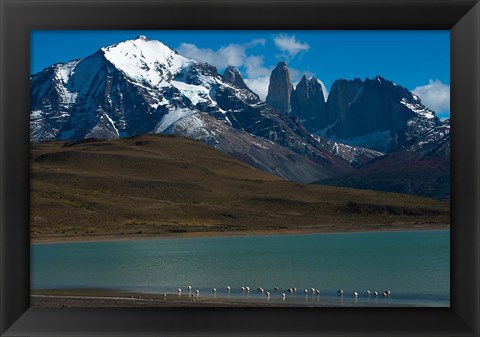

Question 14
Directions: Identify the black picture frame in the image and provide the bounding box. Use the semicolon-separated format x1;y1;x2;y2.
1;0;479;336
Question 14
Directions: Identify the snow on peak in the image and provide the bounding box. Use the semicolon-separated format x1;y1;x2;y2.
54;60;80;83
101;37;193;87
52;60;81;108
400;98;435;119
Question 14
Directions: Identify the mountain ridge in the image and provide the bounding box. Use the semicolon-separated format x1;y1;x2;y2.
30;36;449;196
30;36;382;183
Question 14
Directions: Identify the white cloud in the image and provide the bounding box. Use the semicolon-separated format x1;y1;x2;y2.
244;39;266;48
289;68;302;83
177;39;265;70
242;56;274;100
244;76;271;101
273;34;310;58
244;55;271;78
177;43;243;69
412;79;450;114
177;39;274;100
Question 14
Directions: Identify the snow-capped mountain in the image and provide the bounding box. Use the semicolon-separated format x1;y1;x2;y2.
30;35;448;194
31;36;382;183
31;36;208;141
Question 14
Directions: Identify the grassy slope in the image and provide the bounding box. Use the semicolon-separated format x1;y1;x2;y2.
30;135;449;241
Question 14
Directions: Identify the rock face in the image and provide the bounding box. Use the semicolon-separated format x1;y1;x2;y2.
319;76;441;152
291;75;327;133
326;77;415;141
222;65;249;90
266;61;293;113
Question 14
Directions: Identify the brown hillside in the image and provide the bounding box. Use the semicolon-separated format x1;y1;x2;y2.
30;134;449;241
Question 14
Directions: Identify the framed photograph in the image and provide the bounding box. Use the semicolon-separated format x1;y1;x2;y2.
1;0;479;336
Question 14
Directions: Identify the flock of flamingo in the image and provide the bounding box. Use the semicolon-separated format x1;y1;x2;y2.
174;286;392;300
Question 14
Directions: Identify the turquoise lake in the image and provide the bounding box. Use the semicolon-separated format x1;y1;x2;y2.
31;230;450;306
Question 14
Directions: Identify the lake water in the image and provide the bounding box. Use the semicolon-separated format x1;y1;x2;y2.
31;230;450;306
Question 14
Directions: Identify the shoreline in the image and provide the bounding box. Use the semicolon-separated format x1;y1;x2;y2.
30;294;306;307
30;290;423;308
31;223;450;244
30;288;322;307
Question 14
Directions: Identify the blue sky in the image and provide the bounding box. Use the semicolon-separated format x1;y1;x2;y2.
31;30;450;118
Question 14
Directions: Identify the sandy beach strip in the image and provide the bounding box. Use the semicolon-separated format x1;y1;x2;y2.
30;294;306;307
30;223;450;244
30;288;288;307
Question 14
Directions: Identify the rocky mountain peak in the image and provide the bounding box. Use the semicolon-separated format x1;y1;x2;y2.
266;61;293;113
298;74;308;86
291;74;327;132
295;75;324;100
324;77;441;152
222;65;249;90
183;62;219;85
